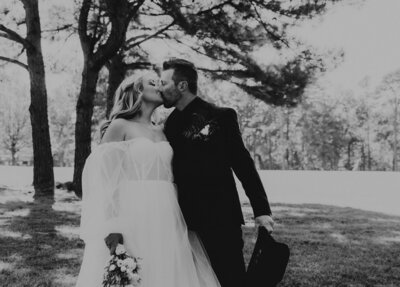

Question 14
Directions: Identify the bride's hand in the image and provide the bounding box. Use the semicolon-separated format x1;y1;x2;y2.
104;233;124;255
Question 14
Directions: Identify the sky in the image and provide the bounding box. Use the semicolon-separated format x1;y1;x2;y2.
291;0;400;94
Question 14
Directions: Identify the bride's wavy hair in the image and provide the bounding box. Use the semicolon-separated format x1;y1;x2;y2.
100;75;144;139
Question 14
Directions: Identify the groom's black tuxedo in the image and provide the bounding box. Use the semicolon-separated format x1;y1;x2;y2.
165;97;272;287
164;97;272;229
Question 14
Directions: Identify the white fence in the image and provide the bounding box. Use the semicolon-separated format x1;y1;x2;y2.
1;166;399;216
237;170;400;216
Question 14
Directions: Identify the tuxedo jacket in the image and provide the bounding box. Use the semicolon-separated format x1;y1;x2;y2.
164;97;272;230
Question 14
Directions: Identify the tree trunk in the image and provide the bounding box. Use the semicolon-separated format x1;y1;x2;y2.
346;141;351;170
73;63;100;198
366;117;371;170
267;133;273;169
11;145;17;166
280;108;287;169
360;143;366;171
73;0;144;197
22;0;54;196
285;107;290;169
393;92;398;171
346;140;354;170
106;53;126;118
252;131;257;160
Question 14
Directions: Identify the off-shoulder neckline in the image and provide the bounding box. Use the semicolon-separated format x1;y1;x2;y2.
99;136;169;147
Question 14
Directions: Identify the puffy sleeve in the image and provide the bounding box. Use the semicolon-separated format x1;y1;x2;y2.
79;143;127;243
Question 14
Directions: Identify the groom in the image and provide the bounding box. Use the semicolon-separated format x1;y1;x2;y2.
160;58;274;287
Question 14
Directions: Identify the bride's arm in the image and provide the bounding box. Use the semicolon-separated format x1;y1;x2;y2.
100;119;126;253
104;118;126;254
80;119;127;250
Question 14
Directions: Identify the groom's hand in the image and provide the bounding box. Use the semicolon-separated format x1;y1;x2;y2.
104;233;123;255
255;215;274;234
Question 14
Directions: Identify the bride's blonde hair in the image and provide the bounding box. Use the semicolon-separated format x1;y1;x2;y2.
100;75;144;139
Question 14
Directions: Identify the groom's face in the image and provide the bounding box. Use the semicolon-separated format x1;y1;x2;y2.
159;69;182;109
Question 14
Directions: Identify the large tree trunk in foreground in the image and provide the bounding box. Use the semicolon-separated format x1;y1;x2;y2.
73;0;144;197
73;63;99;198
106;53;127;118
23;0;54;197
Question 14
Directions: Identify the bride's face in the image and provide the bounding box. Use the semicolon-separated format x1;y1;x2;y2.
141;73;163;106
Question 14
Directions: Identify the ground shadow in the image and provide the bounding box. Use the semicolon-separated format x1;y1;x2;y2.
1;195;400;286
0;192;83;287
242;202;400;287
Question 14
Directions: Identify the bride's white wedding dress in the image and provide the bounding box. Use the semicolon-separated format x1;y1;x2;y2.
75;137;220;287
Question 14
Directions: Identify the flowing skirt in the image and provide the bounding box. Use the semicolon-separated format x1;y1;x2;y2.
75;181;220;287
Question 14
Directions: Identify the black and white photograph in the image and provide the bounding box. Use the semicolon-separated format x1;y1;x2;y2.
0;0;399;286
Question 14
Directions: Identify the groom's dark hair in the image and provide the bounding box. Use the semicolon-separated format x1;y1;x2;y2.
163;58;198;94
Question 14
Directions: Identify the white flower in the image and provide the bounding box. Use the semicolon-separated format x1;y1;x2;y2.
199;124;210;136
120;266;127;272
123;258;137;270
131;273;140;282
115;244;126;255
127;270;134;279
109;264;116;271
116;259;123;267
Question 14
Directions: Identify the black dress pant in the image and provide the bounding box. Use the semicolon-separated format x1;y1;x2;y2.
195;226;246;287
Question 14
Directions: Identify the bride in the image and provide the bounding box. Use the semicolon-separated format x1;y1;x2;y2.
75;72;221;287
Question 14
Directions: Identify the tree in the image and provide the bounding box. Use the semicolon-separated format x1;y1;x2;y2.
154;0;340;106
104;0;177;116
49;89;75;167
375;70;400;171
105;48;153;118
101;0;343;114
0;0;54;196
73;0;145;197
71;0;345;195
1;99;30;165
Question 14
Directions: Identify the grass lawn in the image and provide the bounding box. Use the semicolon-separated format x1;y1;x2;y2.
1;188;400;287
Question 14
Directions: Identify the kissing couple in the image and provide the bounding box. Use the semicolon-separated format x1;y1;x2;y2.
75;58;274;287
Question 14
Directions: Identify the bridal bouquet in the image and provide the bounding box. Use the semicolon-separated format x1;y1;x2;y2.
103;244;142;287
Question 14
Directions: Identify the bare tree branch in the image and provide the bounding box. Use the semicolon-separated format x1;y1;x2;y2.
91;0;143;69
0;55;28;70
173;38;238;65
124;20;175;50
42;24;75;33
247;0;290;48
197;67;245;74
0;24;32;48
129;0;146;18
124;61;153;70
17;46;26;57
124;34;150;46
196;0;232;15
78;0;92;55
138;12;167;16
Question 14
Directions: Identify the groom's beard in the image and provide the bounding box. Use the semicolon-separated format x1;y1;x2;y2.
160;92;174;108
160;92;168;106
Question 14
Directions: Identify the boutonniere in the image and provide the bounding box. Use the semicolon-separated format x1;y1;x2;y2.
183;114;218;141
199;124;211;136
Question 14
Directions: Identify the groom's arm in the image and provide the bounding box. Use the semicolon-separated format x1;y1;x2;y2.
223;108;272;217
